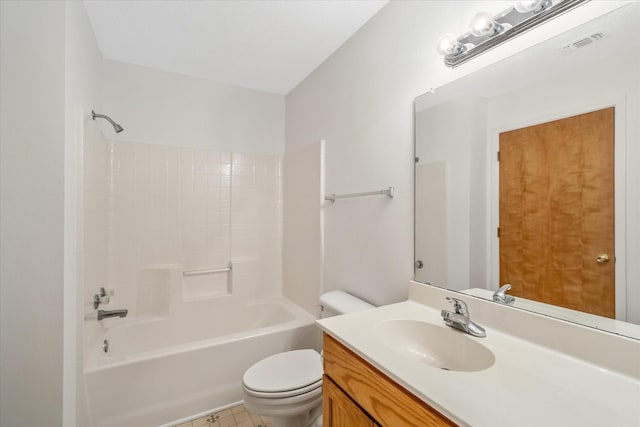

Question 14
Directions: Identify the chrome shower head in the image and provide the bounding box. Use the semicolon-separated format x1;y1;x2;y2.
92;110;124;133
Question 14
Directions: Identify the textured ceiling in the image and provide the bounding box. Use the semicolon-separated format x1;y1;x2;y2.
83;0;388;95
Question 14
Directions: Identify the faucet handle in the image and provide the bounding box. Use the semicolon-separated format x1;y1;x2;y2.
99;287;110;304
93;287;114;309
495;284;512;294
445;297;468;316
493;284;515;305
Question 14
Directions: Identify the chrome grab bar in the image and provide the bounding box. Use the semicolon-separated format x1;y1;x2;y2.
325;186;394;203
182;264;232;277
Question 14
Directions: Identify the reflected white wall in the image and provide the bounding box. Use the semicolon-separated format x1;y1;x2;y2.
415;95;487;291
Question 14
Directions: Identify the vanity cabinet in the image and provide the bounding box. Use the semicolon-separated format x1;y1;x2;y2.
324;374;379;427
322;333;457;427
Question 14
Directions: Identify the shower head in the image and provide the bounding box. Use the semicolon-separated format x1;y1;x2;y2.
92;110;124;133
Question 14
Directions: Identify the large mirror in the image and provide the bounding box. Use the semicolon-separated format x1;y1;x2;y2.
414;3;640;340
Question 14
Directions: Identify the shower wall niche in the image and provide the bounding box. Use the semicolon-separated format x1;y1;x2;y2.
81;130;282;323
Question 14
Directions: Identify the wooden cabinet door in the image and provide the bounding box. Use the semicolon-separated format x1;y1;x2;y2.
499;107;615;317
323;374;379;427
323;334;457;427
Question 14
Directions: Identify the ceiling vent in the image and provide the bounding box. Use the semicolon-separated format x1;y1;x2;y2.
563;31;606;52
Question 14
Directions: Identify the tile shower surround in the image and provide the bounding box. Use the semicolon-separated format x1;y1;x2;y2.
82;136;282;322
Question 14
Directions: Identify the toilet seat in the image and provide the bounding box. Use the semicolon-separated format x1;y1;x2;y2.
243;349;322;399
244;378;322;399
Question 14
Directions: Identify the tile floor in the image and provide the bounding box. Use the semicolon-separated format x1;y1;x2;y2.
176;404;272;427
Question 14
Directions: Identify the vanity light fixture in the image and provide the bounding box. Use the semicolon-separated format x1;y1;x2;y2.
436;33;466;56
514;0;553;14
436;0;588;68
469;12;504;37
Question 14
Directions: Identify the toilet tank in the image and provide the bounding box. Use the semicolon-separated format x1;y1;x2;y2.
319;291;374;318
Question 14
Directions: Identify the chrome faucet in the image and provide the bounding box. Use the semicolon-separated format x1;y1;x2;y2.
441;297;486;337
97;309;128;321
493;284;515;305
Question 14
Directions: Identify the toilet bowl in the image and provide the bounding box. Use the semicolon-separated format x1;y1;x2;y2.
242;291;374;427
243;350;323;427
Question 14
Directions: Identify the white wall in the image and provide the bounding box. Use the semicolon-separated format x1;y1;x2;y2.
65;2;104;425
285;0;631;306
99;59;285;155
1;1;66;425
0;1;104;425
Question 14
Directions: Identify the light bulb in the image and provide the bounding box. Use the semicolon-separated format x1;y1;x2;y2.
514;0;551;13
436;33;465;56
469;11;503;37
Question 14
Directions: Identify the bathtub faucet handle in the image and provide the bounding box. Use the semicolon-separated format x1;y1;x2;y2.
93;287;114;309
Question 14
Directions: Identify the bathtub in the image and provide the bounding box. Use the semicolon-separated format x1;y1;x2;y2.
83;297;319;427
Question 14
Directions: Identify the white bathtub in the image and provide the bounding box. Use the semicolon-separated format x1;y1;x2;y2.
84;297;319;427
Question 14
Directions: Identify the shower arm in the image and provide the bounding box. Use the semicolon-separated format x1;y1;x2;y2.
92;110;124;133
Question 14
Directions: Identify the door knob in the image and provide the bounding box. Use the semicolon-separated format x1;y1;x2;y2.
596;254;610;264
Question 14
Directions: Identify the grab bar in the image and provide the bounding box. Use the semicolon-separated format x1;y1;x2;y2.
182;264;232;277
325;186;394;203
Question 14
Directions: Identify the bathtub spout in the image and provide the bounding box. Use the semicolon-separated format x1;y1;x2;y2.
97;309;128;321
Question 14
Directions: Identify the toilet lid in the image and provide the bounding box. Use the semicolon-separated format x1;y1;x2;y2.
243;349;322;394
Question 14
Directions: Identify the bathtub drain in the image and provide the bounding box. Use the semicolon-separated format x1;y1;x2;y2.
102;339;109;353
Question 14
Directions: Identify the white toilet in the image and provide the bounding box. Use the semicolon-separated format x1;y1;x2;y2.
242;291;374;427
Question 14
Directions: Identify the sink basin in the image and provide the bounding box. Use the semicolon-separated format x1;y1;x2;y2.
375;320;495;372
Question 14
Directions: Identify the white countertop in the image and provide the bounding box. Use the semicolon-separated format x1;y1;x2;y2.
317;298;640;427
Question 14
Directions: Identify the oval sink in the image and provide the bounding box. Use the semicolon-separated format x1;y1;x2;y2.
375;320;495;372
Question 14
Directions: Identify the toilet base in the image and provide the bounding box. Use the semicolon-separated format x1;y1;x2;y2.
270;407;322;427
